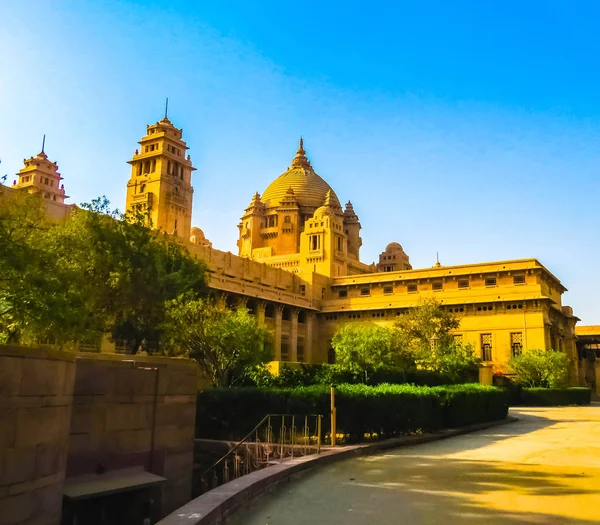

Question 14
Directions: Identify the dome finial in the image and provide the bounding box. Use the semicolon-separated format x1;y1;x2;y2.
324;189;333;206
292;137;311;169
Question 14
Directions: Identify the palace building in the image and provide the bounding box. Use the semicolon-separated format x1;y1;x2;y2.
2;114;588;385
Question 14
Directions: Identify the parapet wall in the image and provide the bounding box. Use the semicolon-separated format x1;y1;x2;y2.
0;345;76;525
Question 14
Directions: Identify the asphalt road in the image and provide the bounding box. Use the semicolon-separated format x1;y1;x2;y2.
230;405;600;524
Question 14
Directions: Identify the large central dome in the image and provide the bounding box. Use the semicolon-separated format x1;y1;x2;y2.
261;139;341;209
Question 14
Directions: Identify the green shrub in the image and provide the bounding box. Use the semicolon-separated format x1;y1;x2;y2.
242;363;474;389
196;383;509;442
518;387;591;406
509;349;569;388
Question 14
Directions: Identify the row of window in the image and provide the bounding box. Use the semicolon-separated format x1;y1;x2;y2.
336;275;527;298
143;143;183;157
324;303;526;321
477;332;523;361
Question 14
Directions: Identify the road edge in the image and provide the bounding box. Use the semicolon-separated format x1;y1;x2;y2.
157;416;518;525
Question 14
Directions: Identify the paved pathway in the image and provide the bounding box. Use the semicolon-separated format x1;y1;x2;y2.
231;405;600;524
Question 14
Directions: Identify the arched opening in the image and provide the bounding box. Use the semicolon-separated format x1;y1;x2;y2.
225;295;238;310
282;307;291;322
298;311;306;324
264;303;275;319
246;299;258;315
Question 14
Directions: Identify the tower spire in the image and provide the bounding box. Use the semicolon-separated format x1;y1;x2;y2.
291;137;311;169
165;97;169;119
41;134;46;154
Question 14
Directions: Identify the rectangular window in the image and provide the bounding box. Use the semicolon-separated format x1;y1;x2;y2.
281;335;289;361
310;235;321;251
485;277;497;287
481;333;493;361
514;275;526;285
299;284;306;296
337;236;343;252
385;265;393;272
338;289;348;298
383;285;393;295
407;283;418;293
458;279;469;289
453;334;463;345
511;332;523;357
432;281;443;291
297;337;305;362
360;287;370;296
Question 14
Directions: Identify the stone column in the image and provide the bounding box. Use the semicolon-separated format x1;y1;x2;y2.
305;312;315;363
274;304;283;361
479;364;493;385
216;291;228;308
256;300;266;326
290;308;299;362
594;362;600;395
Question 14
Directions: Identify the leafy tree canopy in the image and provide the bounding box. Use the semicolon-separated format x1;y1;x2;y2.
509;349;569;388
164;298;271;387
331;323;410;383
0;194;208;351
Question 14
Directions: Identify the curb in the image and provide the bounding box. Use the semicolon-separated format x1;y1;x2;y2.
158;416;518;525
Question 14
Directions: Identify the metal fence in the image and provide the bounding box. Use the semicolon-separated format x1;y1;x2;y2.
200;414;323;494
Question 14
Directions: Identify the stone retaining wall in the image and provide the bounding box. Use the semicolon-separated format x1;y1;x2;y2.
0;346;76;525
0;347;198;524
68;354;197;515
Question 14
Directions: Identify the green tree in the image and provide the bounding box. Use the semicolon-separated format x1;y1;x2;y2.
331;323;410;383
0;192;89;344
509;349;569;388
0;193;208;351
164;299;271;387
393;298;478;380
48;197;208;353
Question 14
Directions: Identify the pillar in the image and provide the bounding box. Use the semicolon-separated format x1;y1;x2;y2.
274;304;283;361
594;362;600;395
479;364;493;385
256;300;266;326
216;291;227;308
305;312;315;363
290;308;299;362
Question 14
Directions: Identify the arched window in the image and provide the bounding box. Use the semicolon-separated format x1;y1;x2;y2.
284;215;291;223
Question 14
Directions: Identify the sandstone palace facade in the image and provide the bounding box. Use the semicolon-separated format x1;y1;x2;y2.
3;115;585;383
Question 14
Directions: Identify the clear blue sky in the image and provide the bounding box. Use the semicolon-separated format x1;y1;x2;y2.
2;1;600;322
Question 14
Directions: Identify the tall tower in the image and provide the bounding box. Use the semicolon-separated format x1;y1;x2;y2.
126;111;195;240
13;138;68;203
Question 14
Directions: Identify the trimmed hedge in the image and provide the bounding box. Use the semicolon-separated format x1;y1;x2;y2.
518;387;592;406
196;383;509;443
242;364;477;388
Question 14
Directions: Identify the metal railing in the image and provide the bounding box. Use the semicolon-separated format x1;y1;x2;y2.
200;414;322;494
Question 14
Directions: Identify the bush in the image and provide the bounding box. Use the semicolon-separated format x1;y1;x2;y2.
242;363;475;388
509;349;570;388
196;383;509;442
518;387;591;406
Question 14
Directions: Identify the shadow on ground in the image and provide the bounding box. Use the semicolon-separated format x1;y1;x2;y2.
228;407;600;525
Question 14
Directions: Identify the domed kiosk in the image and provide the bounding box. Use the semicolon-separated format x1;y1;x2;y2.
237;139;368;276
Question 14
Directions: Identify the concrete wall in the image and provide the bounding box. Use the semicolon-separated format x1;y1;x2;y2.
67;353;198;516
0;346;75;525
